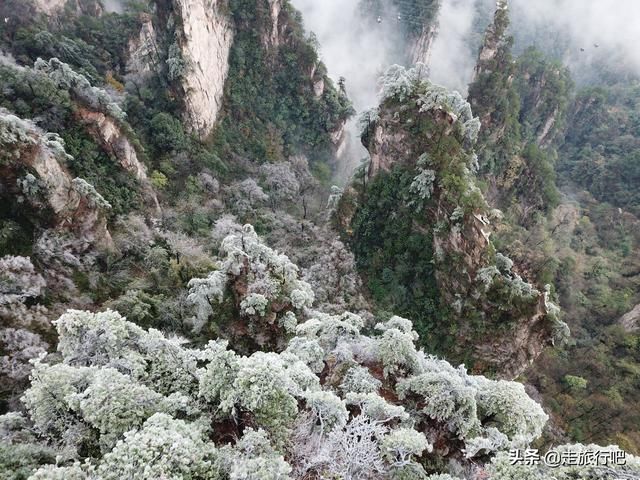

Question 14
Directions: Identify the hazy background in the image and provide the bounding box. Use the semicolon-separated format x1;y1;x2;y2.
290;0;408;179
103;0;124;13
289;0;640;178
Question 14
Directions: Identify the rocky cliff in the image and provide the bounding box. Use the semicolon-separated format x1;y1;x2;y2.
342;66;566;378
126;13;159;77
76;107;161;215
0;111;112;248
31;0;68;15
408;22;438;65
171;0;234;138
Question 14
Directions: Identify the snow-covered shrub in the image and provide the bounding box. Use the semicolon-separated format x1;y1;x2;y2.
340;365;382;394
382;428;432;467
410;168;436;201
0;328;47;381
475;378;548;444
284;337;325;373
345;392;409;422
297;414;388;480
223;352;300;436
303;238;363;313
260;163;300;207
34;58;125;121
304;390;348;433
226;428;292;480
211;214;243;247
376;325;421;378
197;340;240;406
188;225;314;347
0;256;46;305
397;369;481;439
296;311;365;352
96;413;219;479
71;178;111;210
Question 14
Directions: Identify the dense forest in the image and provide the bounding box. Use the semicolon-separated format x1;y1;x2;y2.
0;0;639;478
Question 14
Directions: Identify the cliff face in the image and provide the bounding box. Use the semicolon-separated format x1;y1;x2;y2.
126;13;159;77
31;0;67;15
172;0;234;138
0;111;112;248
263;0;284;48
408;22;438;65
343;69;565;378
76;108;161;215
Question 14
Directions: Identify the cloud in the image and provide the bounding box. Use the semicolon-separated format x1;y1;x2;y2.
290;0;407;180
430;0;640;88
289;0;640;178
102;0;124;13
509;0;640;83
428;0;490;94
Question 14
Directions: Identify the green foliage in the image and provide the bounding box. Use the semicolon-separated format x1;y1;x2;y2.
515;47;572;142
560;83;640;215
212;0;353;166
62;127;142;217
350;167;445;348
7;10;141;81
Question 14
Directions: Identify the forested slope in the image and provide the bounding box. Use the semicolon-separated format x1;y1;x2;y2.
0;0;639;478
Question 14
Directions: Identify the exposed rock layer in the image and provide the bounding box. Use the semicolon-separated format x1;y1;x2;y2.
0;112;112;248
172;0;234;138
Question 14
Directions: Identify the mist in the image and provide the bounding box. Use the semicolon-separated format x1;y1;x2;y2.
428;0;490;94
103;0;124;13
510;0;640;83
290;0;409;181
431;0;640;88
290;0;640;179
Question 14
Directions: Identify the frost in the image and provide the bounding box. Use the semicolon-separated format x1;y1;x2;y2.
0;256;46;304
71;178;112;210
241;293;269;316
340;365;382;394
34;58;125;121
381;428;432;467
97;413;219;479
305;390;348;434
345;392;409;422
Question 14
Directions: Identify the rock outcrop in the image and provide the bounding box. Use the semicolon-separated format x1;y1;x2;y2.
31;0;67;15
263;0;284;48
126;13;159;77
472;0;509;81
620;304;640;332
344;69;566;378
172;0;234;138
0;111;112;248
31;0;104;16
408;22;438;65
76;107;161;215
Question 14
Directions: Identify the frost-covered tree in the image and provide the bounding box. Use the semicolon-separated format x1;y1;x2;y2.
225;179;269;216
225;428;292;480
0;225;633;480
0;257;49;405
260;163;300;210
34;58;125;121
303;238;364;313
381;428;432;467
96;413;220;480
0;256;46;304
188;225;314;350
